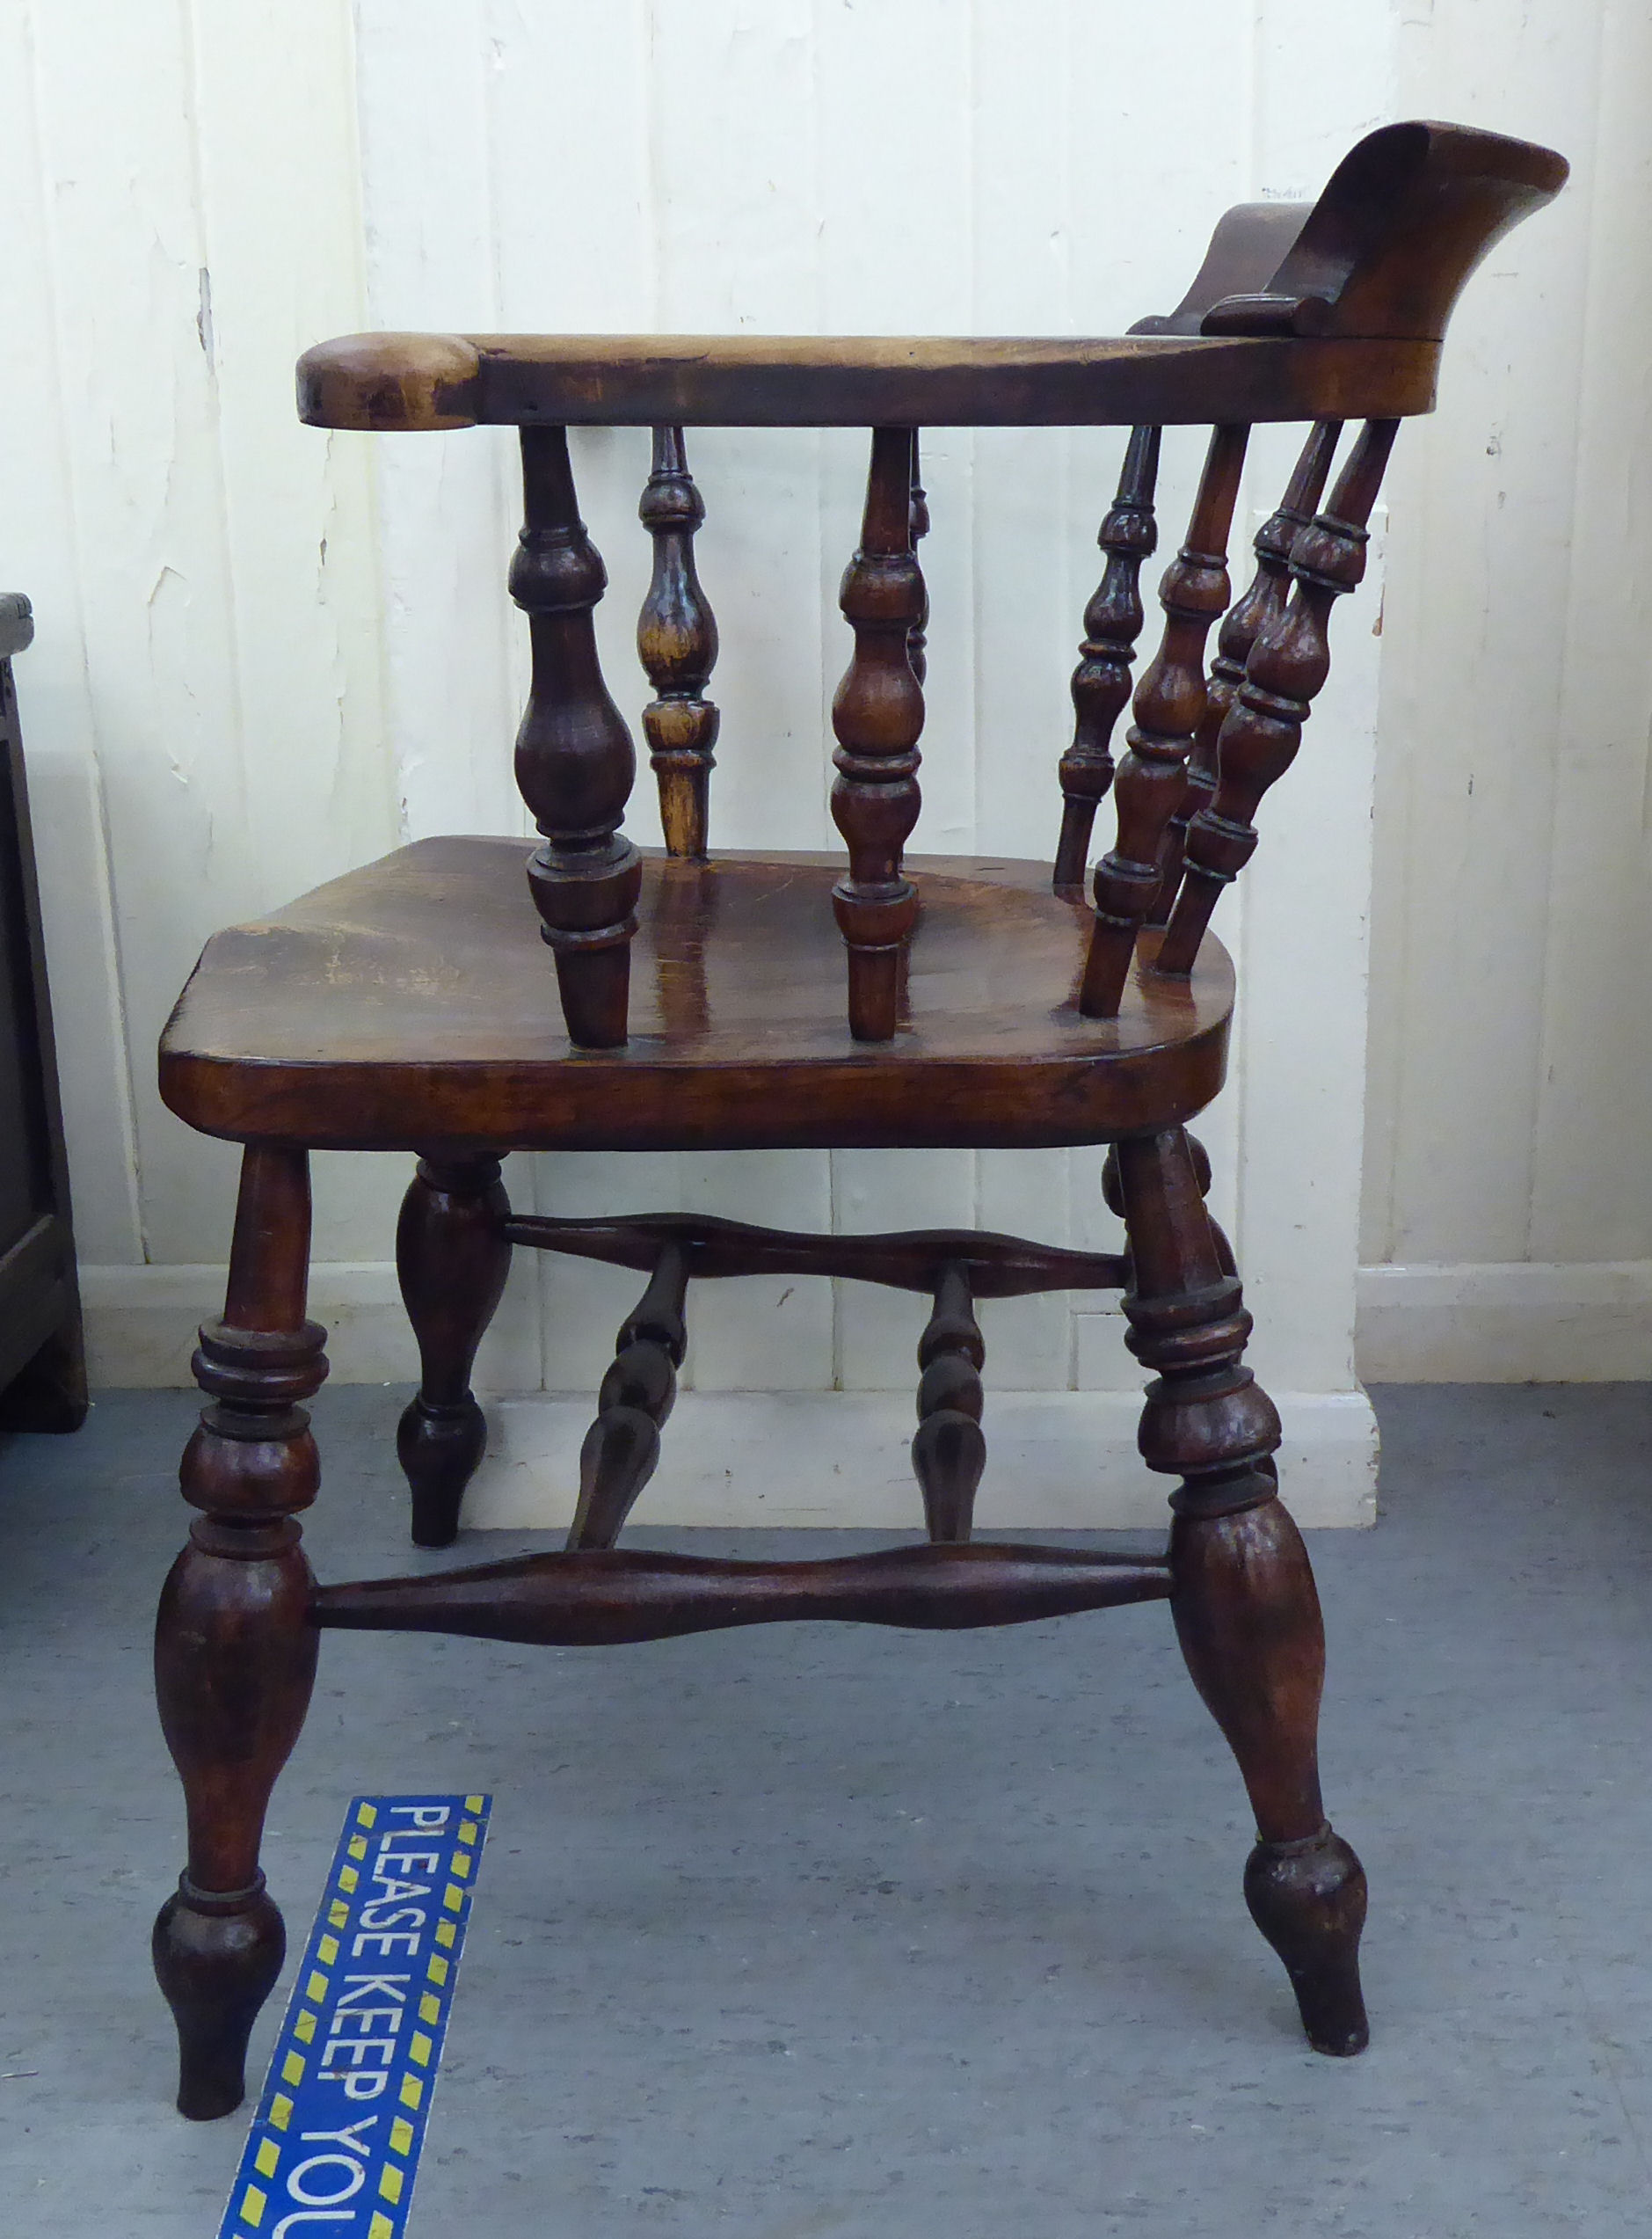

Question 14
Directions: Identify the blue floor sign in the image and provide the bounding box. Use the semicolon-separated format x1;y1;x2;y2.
217;1794;491;2238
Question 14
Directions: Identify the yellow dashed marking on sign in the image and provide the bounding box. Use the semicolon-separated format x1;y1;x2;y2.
219;1793;492;2239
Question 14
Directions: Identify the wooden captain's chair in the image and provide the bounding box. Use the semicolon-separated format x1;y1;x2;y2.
149;121;1566;2119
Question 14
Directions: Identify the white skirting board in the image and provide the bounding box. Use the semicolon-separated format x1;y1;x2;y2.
465;1389;1377;1532
79;1262;1378;1529
1356;1262;1652;1382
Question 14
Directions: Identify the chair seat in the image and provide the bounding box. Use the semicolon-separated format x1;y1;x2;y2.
159;837;1233;1153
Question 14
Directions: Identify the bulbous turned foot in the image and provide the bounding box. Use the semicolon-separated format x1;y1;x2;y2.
1244;1825;1369;2056
153;1874;285;2119
397;1393;486;1548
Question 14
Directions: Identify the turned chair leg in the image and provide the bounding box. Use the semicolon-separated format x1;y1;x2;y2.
153;1144;327;2118
1109;1130;1368;2055
396;1156;513;1548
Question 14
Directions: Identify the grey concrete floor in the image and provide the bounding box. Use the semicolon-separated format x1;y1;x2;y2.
3;1385;1651;2236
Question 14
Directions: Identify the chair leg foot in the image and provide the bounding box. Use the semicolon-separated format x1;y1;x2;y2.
153;1877;285;2119
397;1393;487;1549
1245;1826;1369;2055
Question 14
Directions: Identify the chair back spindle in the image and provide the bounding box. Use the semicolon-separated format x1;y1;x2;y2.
637;426;720;859
1151;417;1343;925
1056;423;1161;893
907;434;930;686
1157;417;1399;976
830;424;928;1041
513;427;641;1048
1081;422;1249;1017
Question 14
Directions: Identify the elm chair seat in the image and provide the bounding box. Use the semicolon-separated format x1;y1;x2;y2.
161;841;1234;1153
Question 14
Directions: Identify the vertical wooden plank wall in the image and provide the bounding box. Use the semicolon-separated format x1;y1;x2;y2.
4;0;397;1392
1358;0;1652;1378
28;0;1628;1504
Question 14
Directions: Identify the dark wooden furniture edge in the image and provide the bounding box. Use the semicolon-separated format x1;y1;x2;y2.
0;594;86;1432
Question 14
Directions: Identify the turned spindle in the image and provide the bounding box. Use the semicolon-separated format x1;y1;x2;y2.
153;1145;325;2118
907;433;930;686
637;426;720;858
1151;419;1342;924
1056;425;1161;893
513;425;641;1048
831;424;927;1041
912;1259;986;1544
396;1155;513;1549
1080;423;1249;1017
1157;419;1399;978
566;1245;689;1550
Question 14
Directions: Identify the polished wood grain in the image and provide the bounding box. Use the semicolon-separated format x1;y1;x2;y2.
499;1208;1127;1297
830;426;927;1039
912;1259;986;1543
637;426;719;857
159;842;1235;1153
396;1156;512;1548
513;426;641;1047
1153;418;1343;923
906;433;930;685
1158;417;1399;977
153;1146;324;2117
311;1541;1174;1645
566;1245;688;1550
1082;423;1248;1015
298;330;1440;433
1111;1125;1367;2053
1056;425;1160;893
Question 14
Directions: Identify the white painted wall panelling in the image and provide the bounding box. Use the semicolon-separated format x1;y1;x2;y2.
17;2;1502;1519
